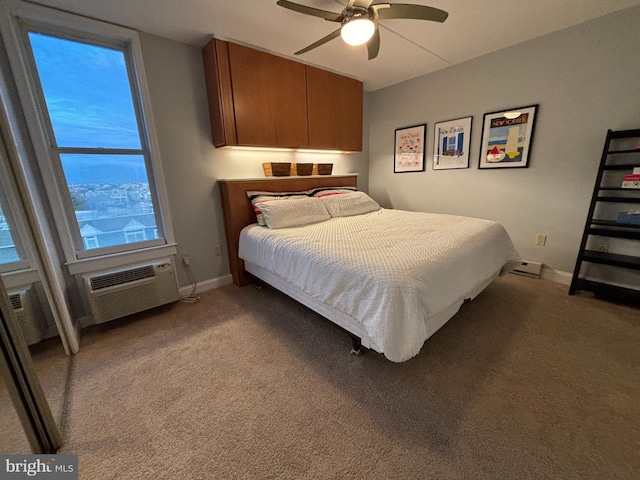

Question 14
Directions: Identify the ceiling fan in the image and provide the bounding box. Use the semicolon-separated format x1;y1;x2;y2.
276;0;448;60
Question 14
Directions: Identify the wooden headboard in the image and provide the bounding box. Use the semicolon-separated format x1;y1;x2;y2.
219;174;358;286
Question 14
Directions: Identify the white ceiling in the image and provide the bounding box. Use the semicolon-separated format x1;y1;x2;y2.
28;0;640;91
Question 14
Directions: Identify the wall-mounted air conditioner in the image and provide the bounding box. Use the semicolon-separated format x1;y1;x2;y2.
84;261;179;324
9;287;46;345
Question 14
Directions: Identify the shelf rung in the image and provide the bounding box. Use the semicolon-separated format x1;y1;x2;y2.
582;250;640;270
572;278;640;302
607;149;640;154
603;164;640;170
591;219;640;229
588;227;640;240
609;129;640;139
596;196;640;204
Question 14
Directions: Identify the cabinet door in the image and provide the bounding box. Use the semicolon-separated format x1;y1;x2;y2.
202;39;237;148
306;66;363;152
228;43;308;148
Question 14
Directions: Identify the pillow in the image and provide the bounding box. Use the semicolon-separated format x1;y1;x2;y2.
308;186;357;198
259;196;330;229
320;191;381;218
247;190;308;226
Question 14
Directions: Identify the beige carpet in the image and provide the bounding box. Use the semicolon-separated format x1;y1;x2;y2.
59;274;639;479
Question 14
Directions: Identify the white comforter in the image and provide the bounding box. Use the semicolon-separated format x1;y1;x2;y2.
239;209;521;362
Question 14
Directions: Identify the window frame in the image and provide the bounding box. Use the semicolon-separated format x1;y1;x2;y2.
0;144;31;273
0;193;30;273
0;3;176;275
19;26;166;259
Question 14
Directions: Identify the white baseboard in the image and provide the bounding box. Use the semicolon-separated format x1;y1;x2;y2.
541;267;572;285
178;274;233;297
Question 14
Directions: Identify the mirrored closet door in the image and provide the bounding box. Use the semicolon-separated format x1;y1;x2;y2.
1;274;60;453
0;130;67;452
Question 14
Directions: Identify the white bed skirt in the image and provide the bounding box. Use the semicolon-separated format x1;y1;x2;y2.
245;261;501;358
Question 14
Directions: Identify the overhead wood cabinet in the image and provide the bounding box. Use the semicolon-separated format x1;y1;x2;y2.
306;66;363;152
202;38;363;152
202;39;308;148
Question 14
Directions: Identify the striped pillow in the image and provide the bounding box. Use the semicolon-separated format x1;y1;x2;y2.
247;190;309;226
307;186;357;198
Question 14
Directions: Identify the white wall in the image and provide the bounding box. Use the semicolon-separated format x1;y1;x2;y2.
368;6;640;274
139;33;370;288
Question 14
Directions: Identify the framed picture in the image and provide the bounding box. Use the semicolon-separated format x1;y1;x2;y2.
394;124;426;173
478;104;538;169
433;116;472;170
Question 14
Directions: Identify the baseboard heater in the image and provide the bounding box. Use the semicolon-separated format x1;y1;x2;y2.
511;260;543;278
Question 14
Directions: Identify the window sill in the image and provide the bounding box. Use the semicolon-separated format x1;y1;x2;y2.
66;243;178;276
1;268;42;290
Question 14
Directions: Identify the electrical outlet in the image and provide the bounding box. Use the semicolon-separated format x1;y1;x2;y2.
182;254;191;266
535;234;546;246
597;243;609;253
214;245;222;256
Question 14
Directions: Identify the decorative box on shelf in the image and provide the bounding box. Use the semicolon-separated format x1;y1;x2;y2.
314;163;333;175
262;162;333;177
293;163;313;176
262;162;291;176
616;211;640;225
621;173;640;189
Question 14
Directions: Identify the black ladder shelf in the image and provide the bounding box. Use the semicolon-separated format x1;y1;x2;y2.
569;128;640;302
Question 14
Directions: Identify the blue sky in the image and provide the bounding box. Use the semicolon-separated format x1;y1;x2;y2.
28;32;148;184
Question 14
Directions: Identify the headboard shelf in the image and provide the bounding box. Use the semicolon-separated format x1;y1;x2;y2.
219;174;359;286
218;174;357;182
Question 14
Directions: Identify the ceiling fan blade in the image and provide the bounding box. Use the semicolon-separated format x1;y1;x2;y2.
376;4;449;23
294;29;342;55
276;0;343;22
367;28;380;60
350;0;374;8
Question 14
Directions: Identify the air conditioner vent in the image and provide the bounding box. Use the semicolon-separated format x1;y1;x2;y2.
90;265;155;291
9;293;22;310
8;287;46;345
84;261;179;324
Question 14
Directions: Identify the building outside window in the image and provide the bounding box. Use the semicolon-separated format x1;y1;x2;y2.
124;229;145;244
82;236;99;250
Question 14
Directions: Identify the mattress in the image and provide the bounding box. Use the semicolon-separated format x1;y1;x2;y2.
239;208;521;362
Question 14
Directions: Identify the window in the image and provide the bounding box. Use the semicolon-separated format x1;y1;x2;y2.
0;145;30;274
0;202;21;269
0;3;176;274
0;200;30;273
20;29;165;260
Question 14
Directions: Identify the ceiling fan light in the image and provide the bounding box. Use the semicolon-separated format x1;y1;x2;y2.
341;17;375;46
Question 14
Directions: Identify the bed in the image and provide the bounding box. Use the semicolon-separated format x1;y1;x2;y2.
219;174;521;362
